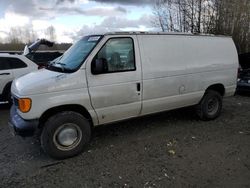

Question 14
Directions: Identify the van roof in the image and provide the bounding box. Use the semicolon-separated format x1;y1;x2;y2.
103;31;231;38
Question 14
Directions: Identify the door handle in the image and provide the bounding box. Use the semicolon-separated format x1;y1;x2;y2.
0;73;10;75
136;82;141;92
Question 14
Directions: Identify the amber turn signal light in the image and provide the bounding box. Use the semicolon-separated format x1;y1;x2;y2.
18;98;32;113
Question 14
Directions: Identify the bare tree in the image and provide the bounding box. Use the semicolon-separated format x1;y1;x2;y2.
197;0;202;33
7;26;39;44
215;0;250;53
22;26;38;44
152;0;250;53
8;27;22;44
45;26;57;41
152;0;169;32
152;0;186;32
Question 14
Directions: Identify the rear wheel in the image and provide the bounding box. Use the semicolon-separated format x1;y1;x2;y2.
41;111;91;159
196;90;222;120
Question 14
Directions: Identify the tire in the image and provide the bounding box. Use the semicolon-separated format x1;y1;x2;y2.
41;111;91;159
6;89;12;105
2;84;12;105
196;90;222;120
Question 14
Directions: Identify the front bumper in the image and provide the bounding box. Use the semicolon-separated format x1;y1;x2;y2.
8;105;39;137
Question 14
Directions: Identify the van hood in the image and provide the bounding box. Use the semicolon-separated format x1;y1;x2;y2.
12;68;86;96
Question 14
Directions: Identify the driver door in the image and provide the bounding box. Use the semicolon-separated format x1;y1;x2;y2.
86;36;142;124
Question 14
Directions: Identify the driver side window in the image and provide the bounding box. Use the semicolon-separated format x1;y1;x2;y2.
96;38;136;73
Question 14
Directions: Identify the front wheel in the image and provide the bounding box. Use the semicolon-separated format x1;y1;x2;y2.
196;90;222;120
41;111;91;159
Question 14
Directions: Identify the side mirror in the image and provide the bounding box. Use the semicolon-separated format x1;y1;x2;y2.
91;58;107;75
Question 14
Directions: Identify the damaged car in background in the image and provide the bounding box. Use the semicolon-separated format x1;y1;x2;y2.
0;39;63;103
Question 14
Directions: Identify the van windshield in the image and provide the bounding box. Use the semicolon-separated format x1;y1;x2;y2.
47;35;103;73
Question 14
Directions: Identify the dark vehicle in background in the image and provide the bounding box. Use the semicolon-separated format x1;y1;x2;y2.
27;51;63;68
237;52;250;93
24;39;63;68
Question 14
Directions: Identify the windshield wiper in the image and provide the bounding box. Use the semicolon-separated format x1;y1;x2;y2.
55;62;66;66
54;62;67;71
47;61;66;72
46;56;74;72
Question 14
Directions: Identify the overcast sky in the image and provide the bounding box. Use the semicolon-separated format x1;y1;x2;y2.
0;0;157;43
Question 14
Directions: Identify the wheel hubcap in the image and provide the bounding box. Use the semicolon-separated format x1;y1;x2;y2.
53;123;82;151
207;97;219;115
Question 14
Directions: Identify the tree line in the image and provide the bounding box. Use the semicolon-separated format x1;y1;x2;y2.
0;25;71;52
0;43;71;52
152;0;250;54
3;25;57;44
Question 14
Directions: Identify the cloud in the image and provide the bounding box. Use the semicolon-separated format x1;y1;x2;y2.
1;0;151;19
74;14;155;40
56;0;76;5
39;5;127;17
51;0;153;6
0;31;8;39
1;0;127;19
0;12;30;33
0;0;155;43
84;6;127;15
88;0;154;5
100;15;152;28
0;12;156;43
1;0;56;19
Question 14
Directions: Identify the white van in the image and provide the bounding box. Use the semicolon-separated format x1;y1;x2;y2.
9;32;238;159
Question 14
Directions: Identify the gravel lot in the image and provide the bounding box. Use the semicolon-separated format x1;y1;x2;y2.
0;95;250;188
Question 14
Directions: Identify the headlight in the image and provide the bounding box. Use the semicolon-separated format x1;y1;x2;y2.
18;98;32;113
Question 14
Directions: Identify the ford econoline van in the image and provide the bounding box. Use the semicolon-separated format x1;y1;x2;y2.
9;32;238;159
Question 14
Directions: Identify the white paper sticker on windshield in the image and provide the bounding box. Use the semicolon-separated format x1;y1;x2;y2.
88;36;100;41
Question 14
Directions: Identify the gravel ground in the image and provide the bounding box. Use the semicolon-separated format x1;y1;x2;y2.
0;95;250;188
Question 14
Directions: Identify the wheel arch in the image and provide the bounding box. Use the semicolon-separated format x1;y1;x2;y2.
205;83;225;96
2;81;12;100
39;104;94;129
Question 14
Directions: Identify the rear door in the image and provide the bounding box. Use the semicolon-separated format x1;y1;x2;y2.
86;35;142;124
9;57;31;78
0;57;14;95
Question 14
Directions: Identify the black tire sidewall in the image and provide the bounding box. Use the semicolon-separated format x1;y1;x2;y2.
198;91;222;120
2;84;12;104
7;90;12;105
41;111;91;159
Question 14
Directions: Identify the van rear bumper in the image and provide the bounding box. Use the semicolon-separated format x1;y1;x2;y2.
8;105;39;137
